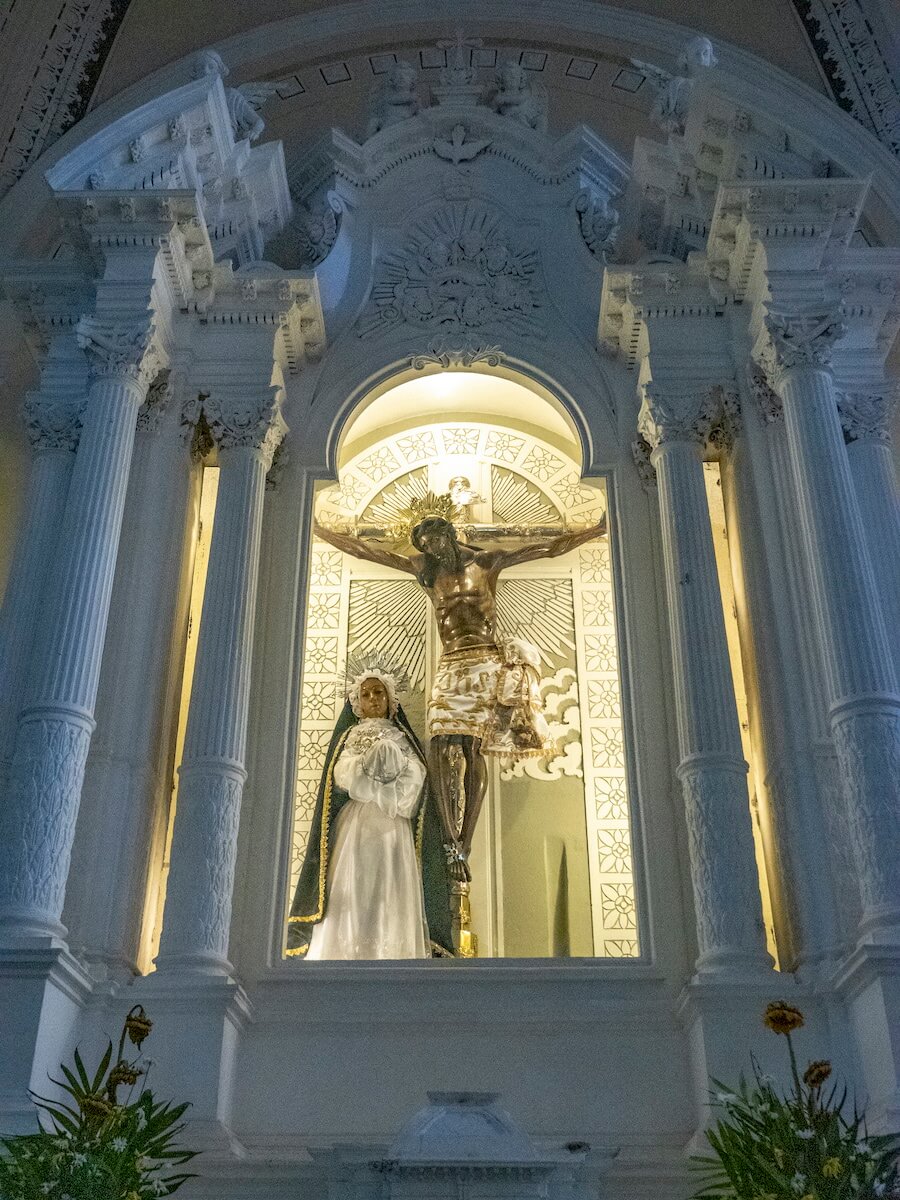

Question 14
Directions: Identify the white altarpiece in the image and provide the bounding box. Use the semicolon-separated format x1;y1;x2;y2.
286;412;639;958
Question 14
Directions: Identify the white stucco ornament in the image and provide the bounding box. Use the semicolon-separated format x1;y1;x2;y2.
359;201;542;339
631;35;718;136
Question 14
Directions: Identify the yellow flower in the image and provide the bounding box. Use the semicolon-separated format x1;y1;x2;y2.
108;1061;142;1090
803;1060;832;1089
764;1001;805;1035
822;1159;843;1178
774;1147;785;1168
124;1004;153;1048
78;1092;113;1120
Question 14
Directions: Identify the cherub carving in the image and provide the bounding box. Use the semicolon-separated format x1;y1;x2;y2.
575;190;620;262
631;35;717;136
489;60;547;133
367;60;420;137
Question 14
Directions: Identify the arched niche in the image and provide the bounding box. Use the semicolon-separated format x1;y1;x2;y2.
286;367;642;960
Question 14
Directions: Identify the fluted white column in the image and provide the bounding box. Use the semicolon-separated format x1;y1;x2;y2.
739;367;845;963
765;312;900;944
0;387;83;776
639;383;770;974
156;387;286;975
63;371;201;977
840;390;900;679
0;318;156;941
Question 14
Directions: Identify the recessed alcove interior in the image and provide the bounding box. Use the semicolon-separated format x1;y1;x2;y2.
285;366;626;962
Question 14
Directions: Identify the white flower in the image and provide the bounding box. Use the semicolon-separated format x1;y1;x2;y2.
71;1153;86;1166
135;1110;147;1130
111;1136;127;1151
797;1129;814;1139
791;1172;807;1193
40;1185;55;1195
716;1091;738;1104
152;1181;168;1196
874;1183;886;1197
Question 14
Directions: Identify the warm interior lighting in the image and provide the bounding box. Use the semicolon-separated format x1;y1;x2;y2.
137;464;220;973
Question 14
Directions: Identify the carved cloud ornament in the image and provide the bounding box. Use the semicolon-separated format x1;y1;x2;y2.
359;202;542;340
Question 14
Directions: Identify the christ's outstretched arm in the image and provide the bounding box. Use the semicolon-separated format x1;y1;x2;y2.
313;519;417;575
490;515;607;570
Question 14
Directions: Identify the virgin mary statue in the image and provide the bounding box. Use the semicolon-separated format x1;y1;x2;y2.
287;661;453;959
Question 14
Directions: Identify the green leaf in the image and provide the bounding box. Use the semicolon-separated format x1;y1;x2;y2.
90;1041;114;1093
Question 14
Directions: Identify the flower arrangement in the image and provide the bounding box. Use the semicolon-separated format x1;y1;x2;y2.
692;1002;900;1200
0;1006;196;1200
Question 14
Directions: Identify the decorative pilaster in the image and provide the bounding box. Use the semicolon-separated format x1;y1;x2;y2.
0;383;83;776
0;317;157;942
156;386;286;975
839;388;900;678
638;382;770;973
763;310;900;943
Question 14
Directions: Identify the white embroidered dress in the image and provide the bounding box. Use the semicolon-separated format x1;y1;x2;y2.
306;717;430;960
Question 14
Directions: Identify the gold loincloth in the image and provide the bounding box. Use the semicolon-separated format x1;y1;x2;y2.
427;645;502;739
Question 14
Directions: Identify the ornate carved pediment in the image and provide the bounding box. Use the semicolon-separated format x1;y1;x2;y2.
359;202;542;340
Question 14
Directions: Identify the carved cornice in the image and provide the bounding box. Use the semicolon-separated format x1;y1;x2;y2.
763;309;847;380
1;267;95;359
638;382;718;449
0;0;131;199
75;316;158;388
838;389;896;444
204;388;287;471
21;391;83;453
791;0;900;156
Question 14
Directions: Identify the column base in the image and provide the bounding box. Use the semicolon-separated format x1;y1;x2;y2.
834;943;900;1132
0;938;92;1135
129;971;254;1142
0;906;68;947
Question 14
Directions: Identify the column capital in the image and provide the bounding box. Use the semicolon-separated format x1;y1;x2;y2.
205;387;288;472
75;317;158;389
637;381;717;450
631;435;657;490
746;362;784;425
838;389;897;445
136;370;174;434
21;392;83;453
763;308;846;381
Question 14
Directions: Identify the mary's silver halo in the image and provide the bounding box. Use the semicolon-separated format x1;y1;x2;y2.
343;651;410;696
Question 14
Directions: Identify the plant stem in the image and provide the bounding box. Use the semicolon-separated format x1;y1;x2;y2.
785;1032;803;1102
